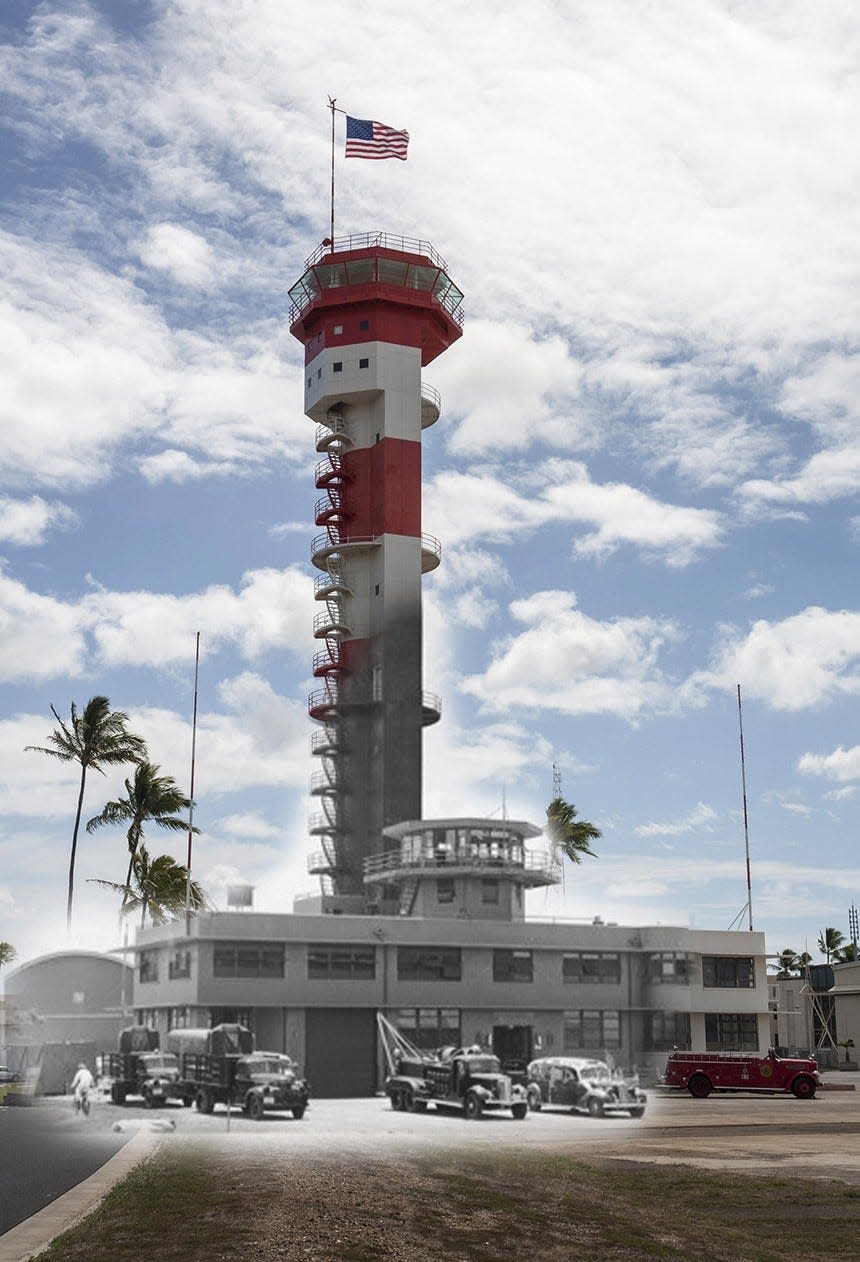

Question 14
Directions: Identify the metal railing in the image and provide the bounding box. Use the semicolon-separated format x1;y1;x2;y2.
363;849;555;878
420;382;441;412
421;690;442;717
303;232;450;273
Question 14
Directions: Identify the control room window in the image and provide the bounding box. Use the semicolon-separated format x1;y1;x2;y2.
493;949;533;983
562;952;621;985
436;878;455;905
307;946;376;980
705;1013;758;1051
333;324;343;334
359;319;369;330
213;943;284;979
481;879;499;905
563;1009;622;1050
702;956;755;988
139;950;159;983
398;947;461;981
168;949;191;980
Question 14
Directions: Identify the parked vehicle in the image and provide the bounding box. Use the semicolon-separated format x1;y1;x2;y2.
166;1025;310;1120
663;1049;820;1099
0;1065;21;1084
525;1056;647;1118
378;1014;529;1119
104;1026;187;1107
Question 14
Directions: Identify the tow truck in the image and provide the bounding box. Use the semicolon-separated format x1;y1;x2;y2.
664;1049;820;1099
377;1014;529;1119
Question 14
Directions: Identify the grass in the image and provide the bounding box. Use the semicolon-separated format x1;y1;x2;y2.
34;1143;860;1262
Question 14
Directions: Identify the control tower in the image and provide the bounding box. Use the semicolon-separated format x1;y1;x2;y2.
289;233;464;906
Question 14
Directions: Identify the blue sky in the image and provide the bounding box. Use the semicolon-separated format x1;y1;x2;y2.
1;0;858;967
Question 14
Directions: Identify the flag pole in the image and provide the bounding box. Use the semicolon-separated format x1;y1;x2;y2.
185;631;200;935
328;96;336;251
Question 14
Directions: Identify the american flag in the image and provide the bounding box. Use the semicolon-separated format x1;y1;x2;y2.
345;116;409;161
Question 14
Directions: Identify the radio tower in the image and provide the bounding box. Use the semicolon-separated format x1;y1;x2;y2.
289;234;464;903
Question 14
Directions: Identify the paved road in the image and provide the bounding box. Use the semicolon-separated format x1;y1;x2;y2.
0;1103;128;1234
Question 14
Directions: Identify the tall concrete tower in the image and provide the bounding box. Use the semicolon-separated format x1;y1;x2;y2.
289;233;464;907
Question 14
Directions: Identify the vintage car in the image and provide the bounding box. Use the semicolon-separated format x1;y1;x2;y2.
663;1050;820;1098
525;1056;647;1118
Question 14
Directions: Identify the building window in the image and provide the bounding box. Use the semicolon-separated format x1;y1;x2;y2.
372;665;383;702
396;1008;460;1050
436;878;455;905
648;952;690;983
210;1008;254;1031
646;1011;691;1051
333;324;343;334
333;362;343;373
703;956;755;989
359;319;369;330
481;879;499;905
359;358;369;369
213;943;284;979
563;952;621;985
398;947;461;981
705;1013;758;1051
563;1009;622;1050
137;1008;159;1028
307;377;311;387
168;950;191;980
139;950;159;983
308;946;376;979
493;949;533;983
317;368;322;379
168;1006;192;1029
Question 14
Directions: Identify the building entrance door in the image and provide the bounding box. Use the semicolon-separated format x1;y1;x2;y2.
492;1024;533;1078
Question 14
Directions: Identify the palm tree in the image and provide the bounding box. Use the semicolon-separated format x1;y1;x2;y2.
774;948;799;979
835;943;858;964
92;845;207;927
818;926;846;964
26;697;147;931
795;952;813;976
0;942;16;969
85;762;196;913
546;796;601;865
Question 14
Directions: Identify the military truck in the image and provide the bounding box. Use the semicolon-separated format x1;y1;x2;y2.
377;1014;529;1119
104;1026;187;1108
525;1056;647;1118
166;1024;310;1120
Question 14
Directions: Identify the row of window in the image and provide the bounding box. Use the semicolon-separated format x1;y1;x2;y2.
307;356;371;387
139;945;755;989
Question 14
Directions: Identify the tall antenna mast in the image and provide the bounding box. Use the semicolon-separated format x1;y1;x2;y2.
549;762;565;895
737;684;753;932
185;631;201;935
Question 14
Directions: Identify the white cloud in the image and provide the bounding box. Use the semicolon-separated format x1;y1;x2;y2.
635;802;718;837
780;801;812;816
463;590;679;721
137;222;216;287
823;786;857;801
0;496;78;547
798;745;860;783
209;812;281;840
138;449;235;484
698;607;860;710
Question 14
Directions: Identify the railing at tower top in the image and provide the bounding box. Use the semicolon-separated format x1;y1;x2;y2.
303;233;450;273
289;236;464;326
362;849;556;879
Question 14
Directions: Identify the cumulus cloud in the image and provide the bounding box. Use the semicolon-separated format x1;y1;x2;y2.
0;496;78;547
697;607;860;710
798;745;860;783
635;802;718;837
137;223;217;287
463;590;679;721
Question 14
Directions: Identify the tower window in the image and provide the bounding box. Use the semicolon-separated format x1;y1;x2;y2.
307;377;311;387
481;879;499;905
333;362;343;373
374;584;380;595
359;319;369;330
359;358;369;369
375;432;380;443
333;324;343;334
317;369;322;379
372;665;383;702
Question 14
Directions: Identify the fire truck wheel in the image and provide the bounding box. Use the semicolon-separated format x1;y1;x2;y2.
181;1096;192;1107
143;1090;155;1109
587;1097;604;1118
111;1084;125;1106
511;1103;528;1120
464;1090;483;1119
791;1075;816;1099
389;1091;402;1111
526;1085;542;1111
688;1074;712;1099
248;1094;265;1121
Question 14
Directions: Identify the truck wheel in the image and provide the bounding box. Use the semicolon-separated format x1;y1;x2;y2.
628;1107;645;1119
526;1085;542;1112
292;1106;306;1120
389;1091;401;1111
181;1096;192;1108
402;1088;415;1112
688;1074;712;1099
511;1103;528;1120
791;1075;816;1099
587;1098;604;1118
411;1100;427;1112
196;1089;214;1114
143;1090;155;1109
464;1091;483;1119
248;1094;265;1121
110;1083;124;1106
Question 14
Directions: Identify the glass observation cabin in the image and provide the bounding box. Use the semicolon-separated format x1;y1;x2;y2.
289;232;464;354
363;818;557;888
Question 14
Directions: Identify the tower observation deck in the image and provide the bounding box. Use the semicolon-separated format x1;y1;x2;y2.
290;233;464;904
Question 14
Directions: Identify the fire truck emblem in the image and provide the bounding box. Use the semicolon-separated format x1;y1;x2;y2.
759;1063;773;1078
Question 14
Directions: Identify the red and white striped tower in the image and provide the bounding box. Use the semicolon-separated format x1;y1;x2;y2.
289;233;464;903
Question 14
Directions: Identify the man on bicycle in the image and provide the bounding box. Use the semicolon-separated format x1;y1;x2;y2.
70;1062;94;1113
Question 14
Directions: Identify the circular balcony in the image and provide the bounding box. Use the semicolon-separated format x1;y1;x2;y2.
310;770;340;797
314;570;351;600
311;533;379;571
315;458;350;491
363;844;558;889
312;648;343;677
421;690;442;727
311;728;346;756
315;422;354;454
308;688;339;722
420;533;441;574
420;383;441;429
313;608;350;639
314;495;347;528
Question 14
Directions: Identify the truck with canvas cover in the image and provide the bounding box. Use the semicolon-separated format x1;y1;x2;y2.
525;1056;647;1118
166;1024;310;1120
104;1026;186;1107
377;1014;529;1119
664;1049;820;1099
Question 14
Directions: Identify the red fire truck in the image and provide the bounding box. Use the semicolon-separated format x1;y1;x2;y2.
664;1049;820;1099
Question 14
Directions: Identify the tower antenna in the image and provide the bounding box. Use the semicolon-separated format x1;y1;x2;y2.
737;684;753;932
185;631;200;935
